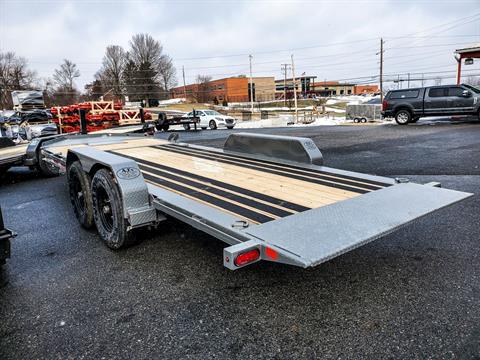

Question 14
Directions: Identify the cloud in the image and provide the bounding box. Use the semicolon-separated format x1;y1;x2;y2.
1;0;479;89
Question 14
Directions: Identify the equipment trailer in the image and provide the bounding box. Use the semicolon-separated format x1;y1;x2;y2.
36;132;471;270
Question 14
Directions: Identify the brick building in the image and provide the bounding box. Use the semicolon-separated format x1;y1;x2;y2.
170;76;275;103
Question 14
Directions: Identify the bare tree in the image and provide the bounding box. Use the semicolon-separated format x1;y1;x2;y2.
127;33;176;101
158;54;177;93
465;75;480;86
195;75;212;103
53;59;80;90
98;45;126;100
0;51;37;109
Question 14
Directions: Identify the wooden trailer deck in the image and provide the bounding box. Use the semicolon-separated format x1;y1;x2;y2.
107;143;392;224
36;136;393;225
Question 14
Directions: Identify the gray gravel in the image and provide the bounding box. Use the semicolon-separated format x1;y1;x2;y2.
1;121;479;359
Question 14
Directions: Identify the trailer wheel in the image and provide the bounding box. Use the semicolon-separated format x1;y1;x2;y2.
395;109;411;125
162;124;170;131
67;161;94;229
91;168;136;249
353;117;360;123
411;117;420;123
360;117;367;123
183;124;191;130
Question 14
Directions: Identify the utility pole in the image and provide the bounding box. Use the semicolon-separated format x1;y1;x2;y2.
291;54;298;123
249;54;254;113
379;38;384;102
182;66;187;101
281;64;289;106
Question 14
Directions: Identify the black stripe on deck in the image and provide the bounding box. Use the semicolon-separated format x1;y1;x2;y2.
137;163;292;218
161;143;391;189
141;173;274;224
152;145;371;194
109;151;310;213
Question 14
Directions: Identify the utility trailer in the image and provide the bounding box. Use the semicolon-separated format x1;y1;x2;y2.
37;132;472;270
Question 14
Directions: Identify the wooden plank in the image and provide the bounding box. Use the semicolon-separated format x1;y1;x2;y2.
0;144;28;161
43;138;167;158
115;147;360;209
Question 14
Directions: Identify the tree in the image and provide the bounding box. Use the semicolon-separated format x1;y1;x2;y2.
97;45;126;100
0;51;37;109
126;33;176;101
465;75;480;86
195;75;212;103
52;59;80;105
53;59;80;90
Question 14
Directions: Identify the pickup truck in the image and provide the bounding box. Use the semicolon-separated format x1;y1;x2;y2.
381;84;480;125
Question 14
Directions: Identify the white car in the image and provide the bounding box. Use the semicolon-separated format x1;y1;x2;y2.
183;110;236;130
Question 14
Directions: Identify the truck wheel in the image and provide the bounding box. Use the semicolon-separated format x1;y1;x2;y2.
67;161;94;228
395;110;411;125
91;168;136;249
360;118;367;123
353;117;360;123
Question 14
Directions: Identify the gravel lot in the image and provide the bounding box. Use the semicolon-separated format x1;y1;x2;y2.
1;120;479;359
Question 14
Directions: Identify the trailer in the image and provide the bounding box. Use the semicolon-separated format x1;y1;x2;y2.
33;132;472;270
346;103;381;123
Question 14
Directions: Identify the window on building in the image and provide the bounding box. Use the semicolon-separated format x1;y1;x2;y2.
332;90;337;95
347;90;352;94
340;90;344;95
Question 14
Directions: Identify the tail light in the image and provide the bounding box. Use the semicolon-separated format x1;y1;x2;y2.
382;99;388;111
234;249;260;267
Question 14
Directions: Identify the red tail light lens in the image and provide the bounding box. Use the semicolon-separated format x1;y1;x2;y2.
234;249;260;267
382;99;388;111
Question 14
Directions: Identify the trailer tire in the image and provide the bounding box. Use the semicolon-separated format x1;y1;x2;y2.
91;168;136;249
411;117;420;123
360;117;367;123
162;124;170;131
353;117;360;123
67;161;94;229
183;124;191;130
394;109;411;125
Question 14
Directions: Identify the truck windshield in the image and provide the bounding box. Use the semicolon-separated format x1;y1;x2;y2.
463;84;480;93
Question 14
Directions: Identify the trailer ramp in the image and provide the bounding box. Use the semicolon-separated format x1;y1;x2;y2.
244;182;471;268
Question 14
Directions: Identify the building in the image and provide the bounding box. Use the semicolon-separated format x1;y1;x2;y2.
353;85;379;95
455;44;480;84
275;75;317;99
170;76;275;103
310;81;355;96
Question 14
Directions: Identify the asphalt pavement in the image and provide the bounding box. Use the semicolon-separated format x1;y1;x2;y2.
1;120;479;359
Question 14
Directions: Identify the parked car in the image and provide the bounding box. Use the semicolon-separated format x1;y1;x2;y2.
183;109;236;130
381;84;480;125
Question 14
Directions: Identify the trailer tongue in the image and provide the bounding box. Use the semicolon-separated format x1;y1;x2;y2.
39;132;472;270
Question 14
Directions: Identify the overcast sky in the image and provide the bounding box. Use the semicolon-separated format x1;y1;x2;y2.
1;0;480;90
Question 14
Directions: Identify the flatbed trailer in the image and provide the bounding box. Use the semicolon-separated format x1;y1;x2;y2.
35;132;472;270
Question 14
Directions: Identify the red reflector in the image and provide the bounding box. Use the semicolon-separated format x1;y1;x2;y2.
234;249;260;267
265;247;279;260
